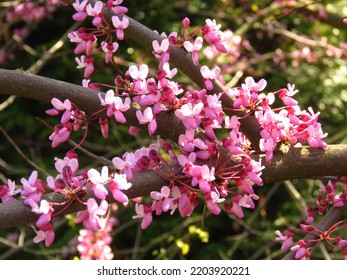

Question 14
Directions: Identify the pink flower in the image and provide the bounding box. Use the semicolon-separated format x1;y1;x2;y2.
202;19;227;53
243;76;267;93
107;0;128;15
86;1;104;26
33;227;55;247
133;204;153;229
128;64;149;93
182;17;190;28
99;117;109;138
183;37;203;65
136;107;157;135
86;198;109;231
68;29;97;56
278;83;299;106
259;130;276;162
77;217;116;260
205;191;223;215
75;55;94;78
291;240;310;260
21;171;45;205
275;230;294;251
101;41;119;63
0;179;20;203
161;62;177;79
151;186;171;215
72;0;88;21
200;65;221;90
112;15;129;40
178;129;196;153
28;199;50;215
55;156;79;176
176;190;198;217
88;167;110;200
112;155;135;180
109;173;131;203
99;90;130;123
190;164;215;193
174;102;204;129
225;194;244;218
152;39;170;57
46;98;72;124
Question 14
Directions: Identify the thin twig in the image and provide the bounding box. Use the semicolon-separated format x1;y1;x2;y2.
0;126;51;177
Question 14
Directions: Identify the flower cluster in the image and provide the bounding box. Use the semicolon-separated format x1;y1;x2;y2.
77;216;117;260
0;0;338;261
69;0;128;79
46;98;88;148
275;179;347;259
0;150;132;249
47;1;329;237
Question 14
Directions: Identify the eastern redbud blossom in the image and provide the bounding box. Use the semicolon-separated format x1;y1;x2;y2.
33;226;55;247
128;64;149;93
0;179;20;203
183;37;203;65
109;173;131;203
203;19;227;53
99;117;109;138
291;240;310;260
275;230;294;251
133;204;153;229
86;1;104;26
107;0;128;15
175;101;204;129
88;167;110;200
152;39;170;57
84;198;109;231
21;171;45;205
200;65;221;90
112;15;129;40
136;107;157;135
98;90;130;123
77;217;116;260
15;4;335;259
76;56;94;78
101;41;119;63
72;0;88;21
151;186;171;215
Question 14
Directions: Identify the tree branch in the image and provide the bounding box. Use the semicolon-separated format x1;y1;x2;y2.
1;68;347;182
0;143;346;229
0;68;185;142
63;0;262;148
282;203;347;260
0;169;168;229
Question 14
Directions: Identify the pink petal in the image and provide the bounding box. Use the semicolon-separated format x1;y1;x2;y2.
113;189;128;203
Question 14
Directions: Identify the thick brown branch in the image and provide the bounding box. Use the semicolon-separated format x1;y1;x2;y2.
0;144;346;229
0;68;185;141
260;145;347;183
0;169;167;229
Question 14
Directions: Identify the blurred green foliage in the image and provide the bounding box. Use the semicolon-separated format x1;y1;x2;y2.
0;0;346;260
